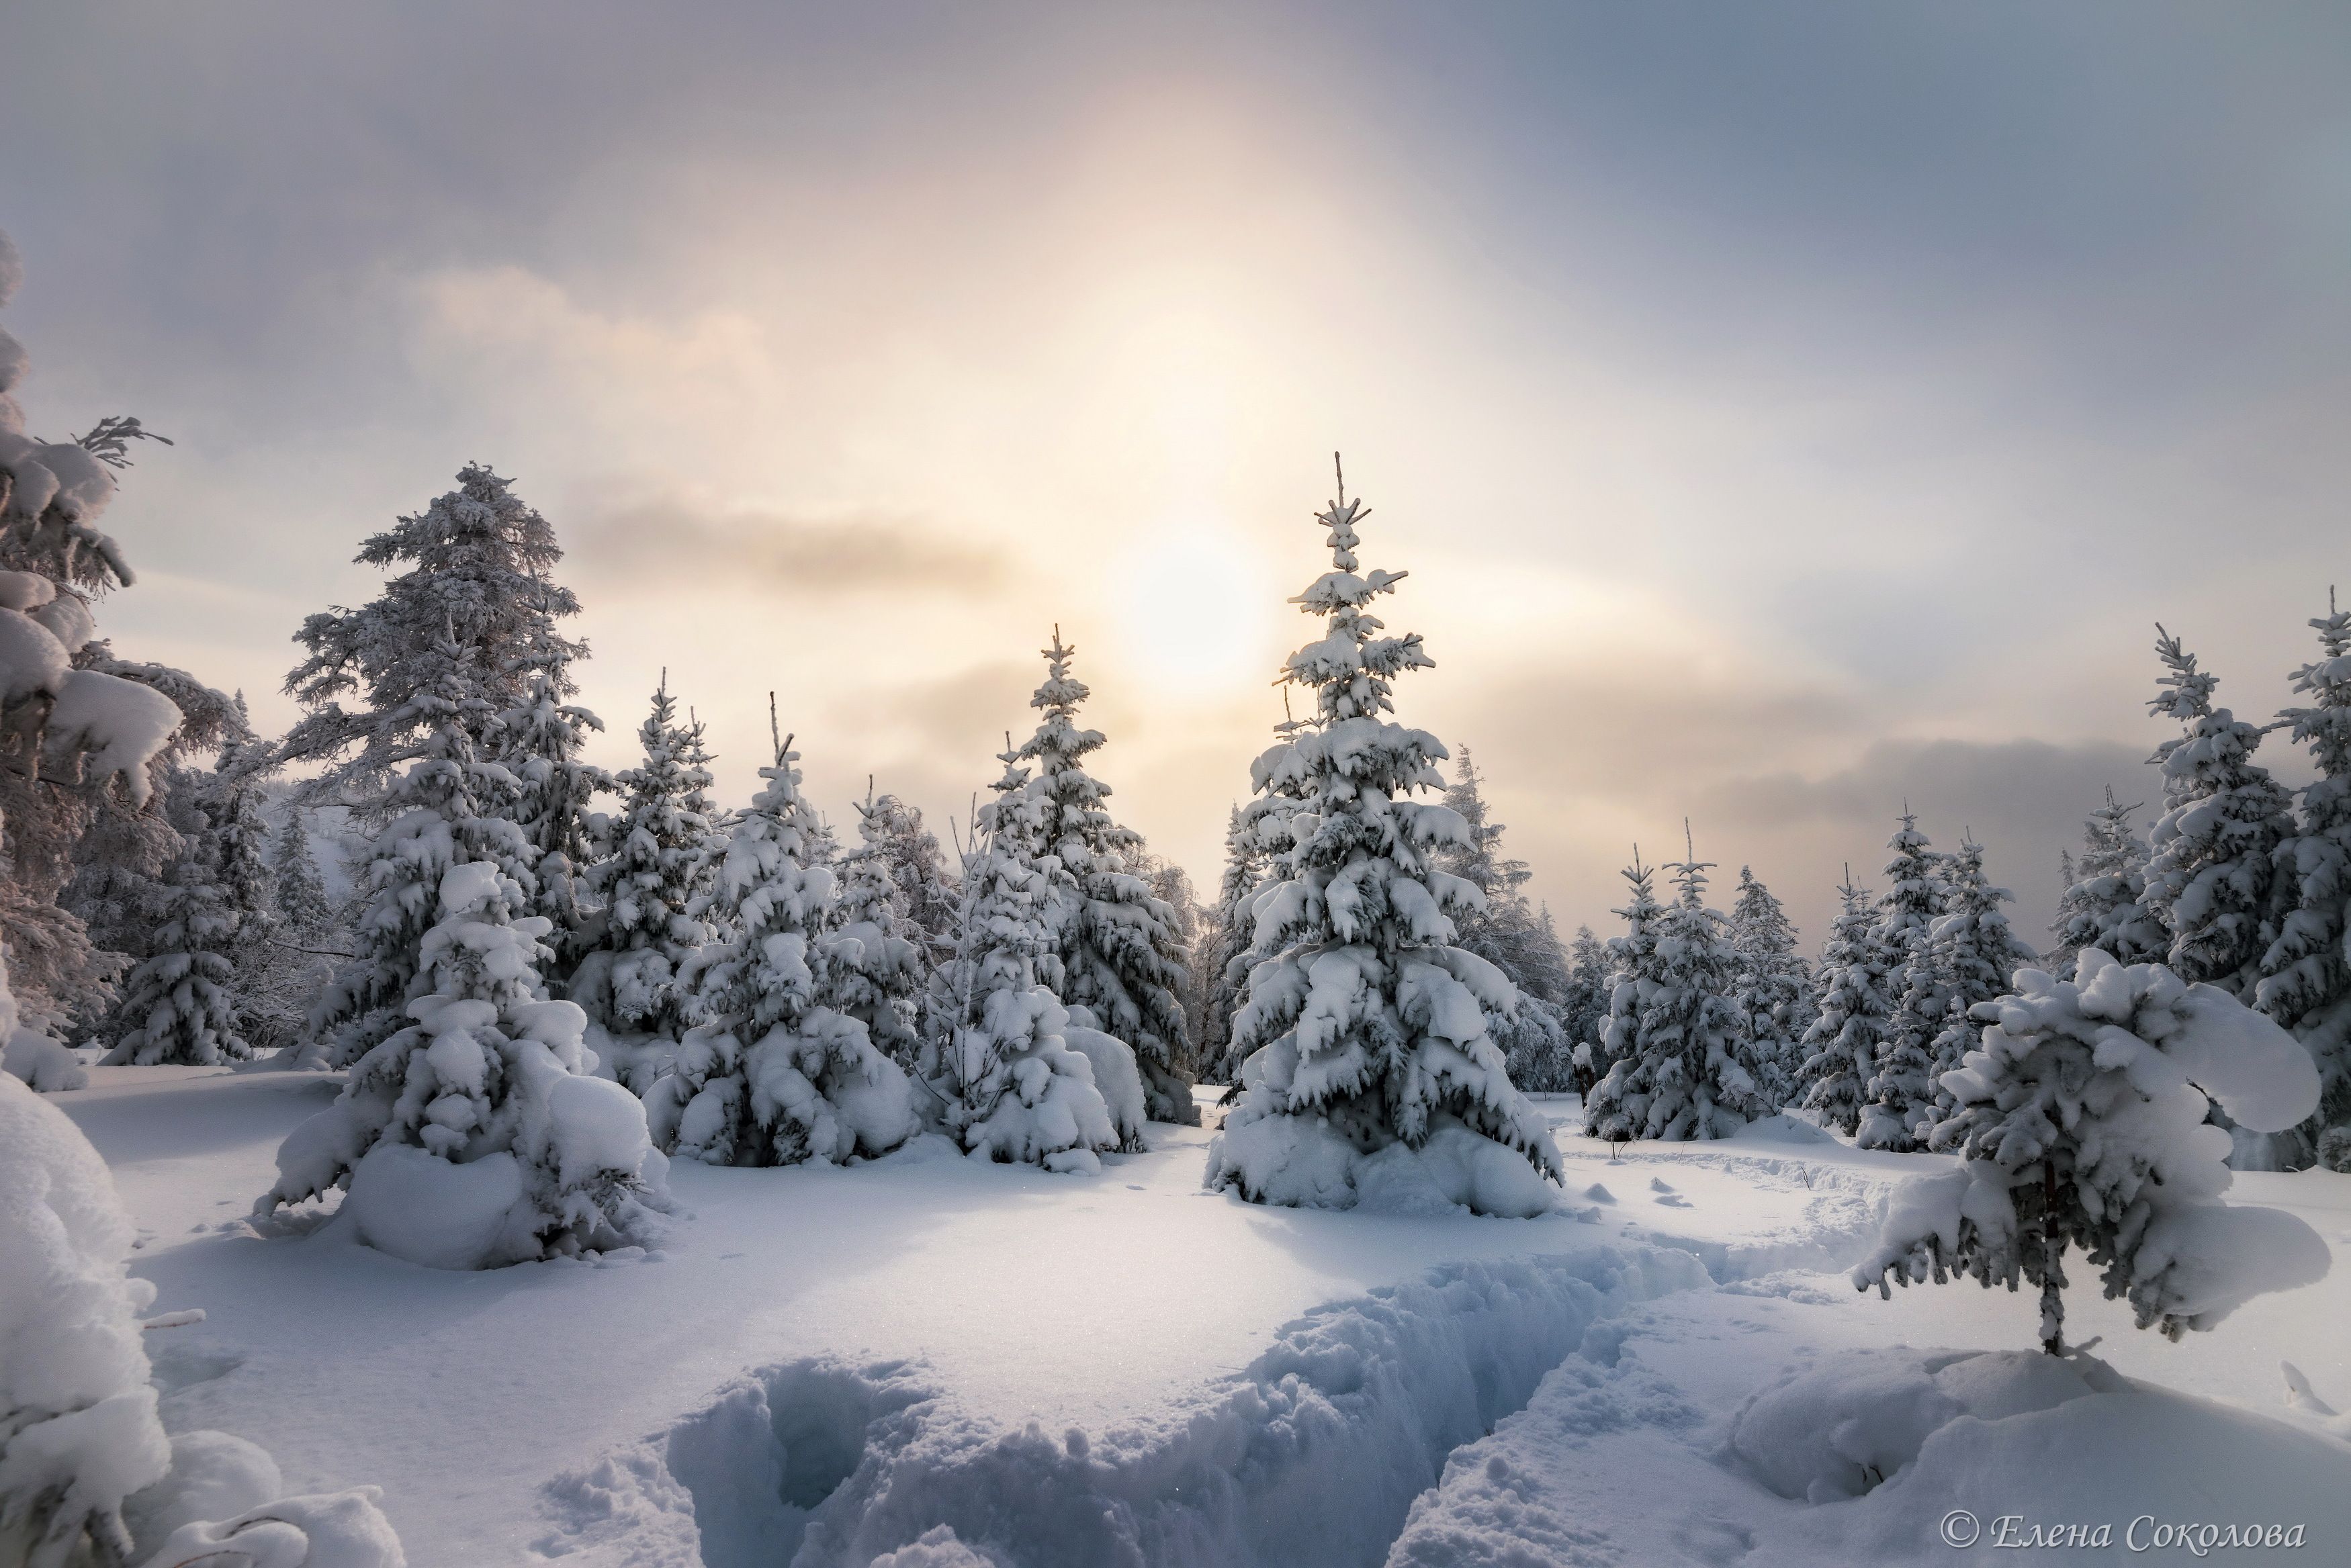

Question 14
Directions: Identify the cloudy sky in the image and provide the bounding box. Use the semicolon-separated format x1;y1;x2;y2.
5;2;2348;944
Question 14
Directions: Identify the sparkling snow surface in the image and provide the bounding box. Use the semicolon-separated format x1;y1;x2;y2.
55;1074;2351;1567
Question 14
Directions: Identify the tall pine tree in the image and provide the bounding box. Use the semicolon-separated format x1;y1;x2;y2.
1209;463;1559;1212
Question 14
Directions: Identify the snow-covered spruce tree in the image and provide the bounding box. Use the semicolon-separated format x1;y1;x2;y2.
1016;629;1198;1124
1582;847;1761;1142
1855;950;2327;1355
2049;786;2166;969
2143;626;2296;998
1434;747;1576;1092
279;463;586;785
91;819;249;1067
1560;923;1611;1094
570;678;718;1082
828;782;932;1069
1206;467;1560;1213
1578;856;1664;1127
1858;814;1949;1152
1915;838;2035;1105
496;673;612;973
300;632;536;1069
257;859;666;1269
271;804;335;943
278;464;589;1064
1136;850;1214;1077
2260;596;2351;1170
649;728;914;1166
1196;804;1267;1086
930;736;1120;1170
1798;872;1889;1137
1727;866;1813;1113
2;229;219;1029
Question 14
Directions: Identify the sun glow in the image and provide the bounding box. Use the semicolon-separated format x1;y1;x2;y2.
1108;523;1282;700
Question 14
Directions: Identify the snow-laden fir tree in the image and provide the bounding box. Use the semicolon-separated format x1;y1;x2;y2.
1858;814;1949;1151
300;631;536;1068
2048;786;2166;969
1197;804;1268;1086
271;804;335;943
650;725;915;1166
2258;596;2351;1170
1855;950;2326;1355
828;782;932;1069
1578;856;1664;1123
275;464;590;1064
1135;851;1213;1076
92;813;249;1066
1914;838;2035;1101
930;735;1121;1170
1434;747;1576;1093
1207;465;1560;1213
570;678;718;1077
1560;923;1611;1094
257;858;666;1269
1798;872;1889;1137
1727;866;1813;1112
2143;626;2296;998
1582;845;1761;1142
496;672;611;972
2;228;222;1030
1016;629;1198;1123
279;463;586;784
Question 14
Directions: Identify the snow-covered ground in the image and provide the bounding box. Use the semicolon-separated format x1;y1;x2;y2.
54;1074;2351;1567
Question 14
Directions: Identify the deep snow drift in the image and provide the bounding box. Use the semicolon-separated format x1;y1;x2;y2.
42;1071;2351;1567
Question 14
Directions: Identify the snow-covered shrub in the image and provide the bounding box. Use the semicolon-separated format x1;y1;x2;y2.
258;861;666;1270
0;1074;167;1567
1855;950;2328;1353
1206;469;1560;1213
0;999;399;1568
1;943;85;1091
648;734;914;1166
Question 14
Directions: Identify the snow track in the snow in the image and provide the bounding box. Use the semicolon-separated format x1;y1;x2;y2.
536;1246;1719;1567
